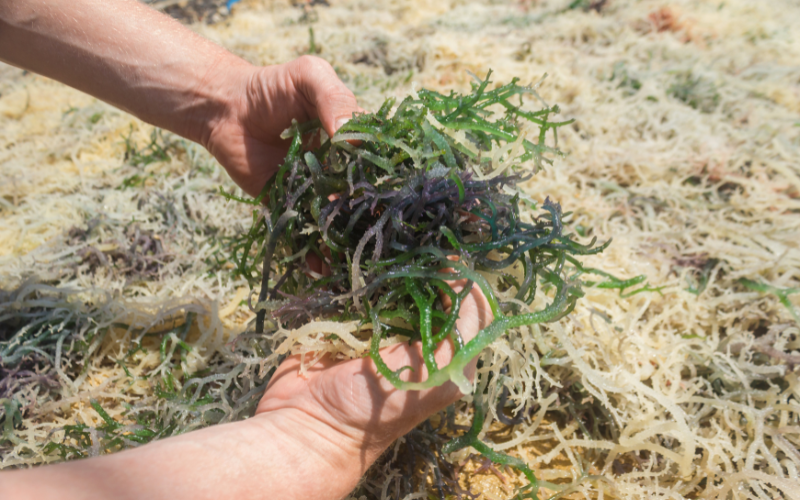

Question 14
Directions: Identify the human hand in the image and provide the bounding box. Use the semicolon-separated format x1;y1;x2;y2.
252;280;493;499
2;0;359;199
197;55;362;197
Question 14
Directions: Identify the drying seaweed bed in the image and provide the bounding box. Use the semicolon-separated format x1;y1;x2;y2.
142;0;232;25
2;0;800;499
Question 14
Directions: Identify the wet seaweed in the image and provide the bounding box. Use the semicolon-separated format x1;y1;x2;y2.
444;394;541;498
241;72;603;386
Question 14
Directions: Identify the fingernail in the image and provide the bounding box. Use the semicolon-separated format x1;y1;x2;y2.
335;117;350;131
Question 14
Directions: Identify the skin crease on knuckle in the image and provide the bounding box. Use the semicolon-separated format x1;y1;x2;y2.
291;55;358;129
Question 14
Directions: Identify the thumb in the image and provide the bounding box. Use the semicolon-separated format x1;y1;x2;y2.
289;55;362;137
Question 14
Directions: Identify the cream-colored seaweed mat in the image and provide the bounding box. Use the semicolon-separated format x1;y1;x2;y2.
1;1;799;499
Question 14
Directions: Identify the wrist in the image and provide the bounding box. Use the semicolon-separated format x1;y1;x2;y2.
248;408;368;498
172;54;254;148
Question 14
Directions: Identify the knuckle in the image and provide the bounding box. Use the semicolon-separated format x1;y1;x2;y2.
295;54;333;75
328;87;356;104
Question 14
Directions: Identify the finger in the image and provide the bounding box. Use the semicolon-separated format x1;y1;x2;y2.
304;243;332;278
289;55;361;137
440;278;494;345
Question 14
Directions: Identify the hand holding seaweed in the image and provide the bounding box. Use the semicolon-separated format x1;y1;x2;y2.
204;55;362;197
255;279;492;481
233;71;606;395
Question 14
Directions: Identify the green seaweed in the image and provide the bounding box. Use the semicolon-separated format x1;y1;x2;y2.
444;395;541;498
667;71;720;114
238;71;597;396
567;257;664;298
123;126;177;167
740;278;800;323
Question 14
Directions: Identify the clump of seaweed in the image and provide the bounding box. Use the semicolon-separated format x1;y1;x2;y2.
667;71;720;113
228;72;616;496
234;71;606;392
68;222;173;278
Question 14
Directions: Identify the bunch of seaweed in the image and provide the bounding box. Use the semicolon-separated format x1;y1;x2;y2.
225;72;643;497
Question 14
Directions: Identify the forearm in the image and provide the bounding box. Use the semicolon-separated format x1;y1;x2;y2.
0;409;364;500
0;0;248;144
